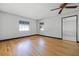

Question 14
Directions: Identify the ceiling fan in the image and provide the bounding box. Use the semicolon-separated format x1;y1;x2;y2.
50;3;78;14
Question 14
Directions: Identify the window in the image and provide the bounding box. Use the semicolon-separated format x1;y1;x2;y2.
19;21;30;31
40;22;44;31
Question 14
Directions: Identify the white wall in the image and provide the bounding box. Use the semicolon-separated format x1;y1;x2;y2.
0;15;2;39
0;12;37;40
0;10;79;42
39;11;79;41
39;16;61;38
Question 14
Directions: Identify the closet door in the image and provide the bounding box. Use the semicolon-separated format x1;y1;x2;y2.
62;16;77;42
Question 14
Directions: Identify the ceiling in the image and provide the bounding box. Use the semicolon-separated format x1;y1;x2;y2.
0;3;79;20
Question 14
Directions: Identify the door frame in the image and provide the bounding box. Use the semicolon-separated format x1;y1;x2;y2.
61;15;78;42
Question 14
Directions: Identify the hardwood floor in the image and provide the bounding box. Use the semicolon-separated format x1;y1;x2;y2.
0;36;79;56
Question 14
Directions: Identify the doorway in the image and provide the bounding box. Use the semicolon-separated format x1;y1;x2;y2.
61;15;78;42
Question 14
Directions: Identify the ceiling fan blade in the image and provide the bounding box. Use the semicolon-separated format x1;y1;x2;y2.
58;8;63;14
50;8;60;11
65;6;78;8
58;3;68;14
60;3;68;8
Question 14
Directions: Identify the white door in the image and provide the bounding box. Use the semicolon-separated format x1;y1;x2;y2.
62;16;77;42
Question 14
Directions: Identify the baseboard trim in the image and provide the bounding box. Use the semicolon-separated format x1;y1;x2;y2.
77;41;79;43
0;34;38;42
1;34;78;43
0;34;62;42
38;34;62;40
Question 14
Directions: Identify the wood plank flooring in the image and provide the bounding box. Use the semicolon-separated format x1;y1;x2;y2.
0;36;79;56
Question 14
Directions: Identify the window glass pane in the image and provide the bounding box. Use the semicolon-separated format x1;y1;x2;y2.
40;22;44;31
40;27;44;31
19;21;29;31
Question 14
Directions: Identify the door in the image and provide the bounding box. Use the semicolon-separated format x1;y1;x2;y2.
62;15;78;42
